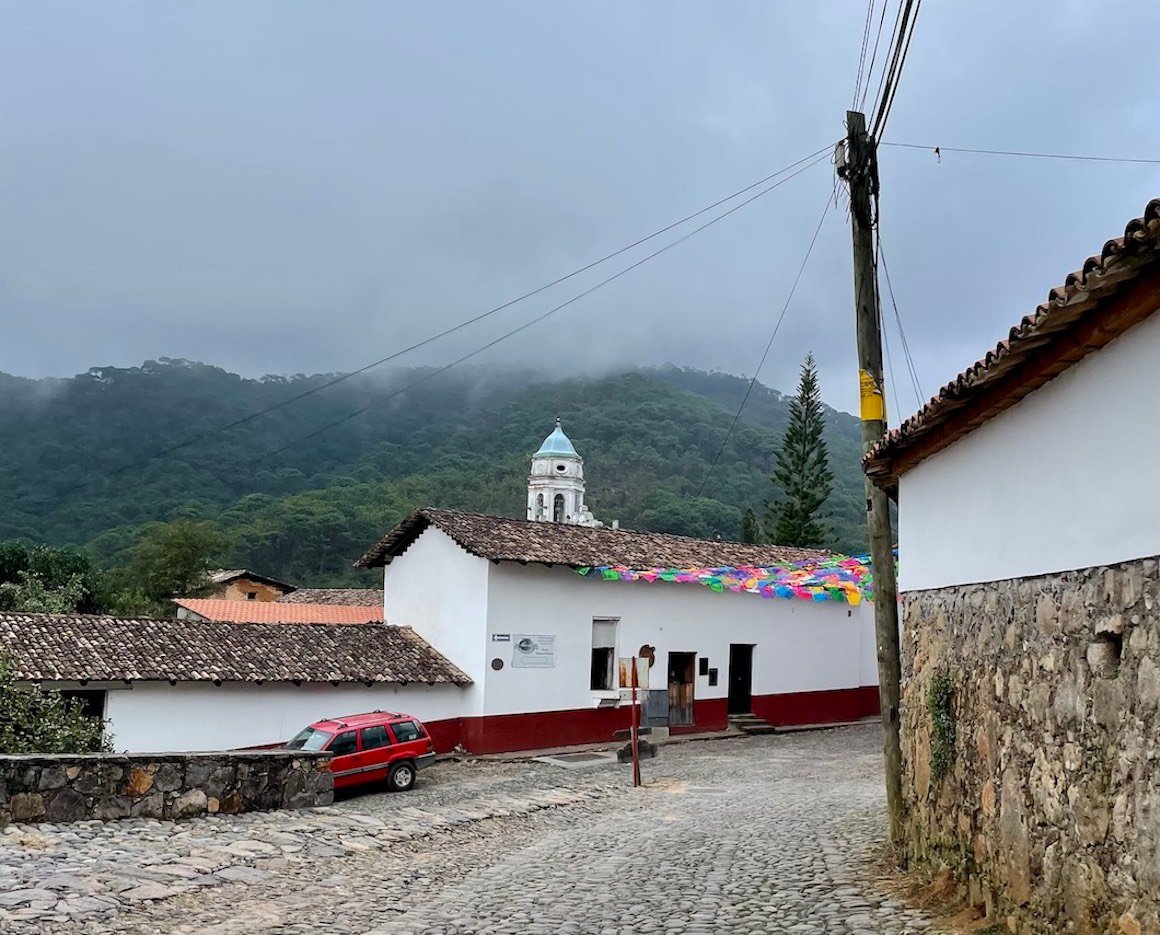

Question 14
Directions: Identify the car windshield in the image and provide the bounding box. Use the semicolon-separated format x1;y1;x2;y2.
286;727;333;752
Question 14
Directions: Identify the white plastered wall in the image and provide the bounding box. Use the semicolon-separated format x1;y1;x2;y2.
899;309;1160;592
382;525;489;715
482;562;876;716
104;682;466;753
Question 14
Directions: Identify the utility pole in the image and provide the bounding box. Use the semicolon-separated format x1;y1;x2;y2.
838;110;903;847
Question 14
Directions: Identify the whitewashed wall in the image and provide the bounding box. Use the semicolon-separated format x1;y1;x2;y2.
382;526;489;716
104;681;466;753
899;310;1160;592
482;562;876;716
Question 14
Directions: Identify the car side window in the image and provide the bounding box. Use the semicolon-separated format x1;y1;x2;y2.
361;725;390;750
328;730;357;756
390;720;423;743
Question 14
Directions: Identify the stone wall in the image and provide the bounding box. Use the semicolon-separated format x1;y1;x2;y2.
0;750;333;825
901;555;1160;934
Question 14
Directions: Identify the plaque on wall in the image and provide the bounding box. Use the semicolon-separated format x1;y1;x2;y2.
511;634;556;668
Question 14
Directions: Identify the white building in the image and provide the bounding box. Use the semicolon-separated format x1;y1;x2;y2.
0;613;470;753
356;421;880;754
862;198;1160;930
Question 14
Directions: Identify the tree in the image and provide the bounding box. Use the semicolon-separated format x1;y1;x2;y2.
0;570;87;613
0;658;111;754
116;518;228;611
764;354;833;548
739;508;759;544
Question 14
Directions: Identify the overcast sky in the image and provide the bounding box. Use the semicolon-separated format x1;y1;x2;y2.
1;2;1157;417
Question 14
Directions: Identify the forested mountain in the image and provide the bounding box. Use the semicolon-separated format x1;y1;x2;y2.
1;360;868;586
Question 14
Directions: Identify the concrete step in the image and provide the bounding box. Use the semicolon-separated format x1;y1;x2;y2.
728;713;777;735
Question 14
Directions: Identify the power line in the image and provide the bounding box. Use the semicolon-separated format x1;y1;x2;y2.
881;141;1160;165
870;0;922;140
880;300;903;426
865;0;905;121
876;234;924;404
229;152;838;477
851;0;877;109
49;143;837;501
693;187;835;500
859;0;894;112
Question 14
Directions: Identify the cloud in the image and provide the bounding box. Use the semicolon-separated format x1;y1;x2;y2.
0;1;1157;416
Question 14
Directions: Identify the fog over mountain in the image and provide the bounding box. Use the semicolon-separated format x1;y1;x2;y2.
1;2;1158;418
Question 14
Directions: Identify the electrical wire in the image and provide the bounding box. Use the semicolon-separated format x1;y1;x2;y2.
870;0;921;140
876;235;924;405
48;143;837;500
692;187;835;499
851;0;877;109
865;0;905;123
880;141;1160;165
859;0;894;112
226;153;838;477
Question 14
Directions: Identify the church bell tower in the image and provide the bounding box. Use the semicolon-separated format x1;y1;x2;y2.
527;418;601;526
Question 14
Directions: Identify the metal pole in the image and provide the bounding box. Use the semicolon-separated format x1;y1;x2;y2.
631;664;641;787
842;109;904;847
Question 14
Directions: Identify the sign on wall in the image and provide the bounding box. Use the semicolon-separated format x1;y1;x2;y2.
511;634;556;668
618;657;650;690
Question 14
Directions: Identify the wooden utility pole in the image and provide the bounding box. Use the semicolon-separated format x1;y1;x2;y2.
839;110;903;847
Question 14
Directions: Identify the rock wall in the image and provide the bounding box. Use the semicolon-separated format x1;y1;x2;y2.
0;751;333;825
901;555;1160;934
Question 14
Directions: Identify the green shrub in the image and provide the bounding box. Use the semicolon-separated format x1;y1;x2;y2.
0;658;111;754
928;670;955;783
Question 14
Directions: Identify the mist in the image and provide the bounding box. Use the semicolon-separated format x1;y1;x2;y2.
1;2;1157;417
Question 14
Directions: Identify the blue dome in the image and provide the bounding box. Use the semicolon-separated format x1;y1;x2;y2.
534;419;579;458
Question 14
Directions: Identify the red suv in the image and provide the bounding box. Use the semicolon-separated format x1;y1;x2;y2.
286;710;436;792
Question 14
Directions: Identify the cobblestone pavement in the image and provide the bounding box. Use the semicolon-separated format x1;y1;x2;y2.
0;725;939;933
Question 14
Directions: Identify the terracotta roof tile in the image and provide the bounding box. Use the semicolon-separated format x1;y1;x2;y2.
864;198;1160;487
277;589;384;607
356;508;828;569
0;613;471;685
173;599;382;624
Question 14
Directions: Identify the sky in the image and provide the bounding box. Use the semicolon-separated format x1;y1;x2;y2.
1;1;1158;418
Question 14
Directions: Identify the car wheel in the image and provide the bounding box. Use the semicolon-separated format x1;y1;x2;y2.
388;761;416;792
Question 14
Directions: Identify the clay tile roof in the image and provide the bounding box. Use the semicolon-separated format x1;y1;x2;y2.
0;613;471;685
173;599;383;625
864;198;1160;490
277;588;384;607
356;508;828;569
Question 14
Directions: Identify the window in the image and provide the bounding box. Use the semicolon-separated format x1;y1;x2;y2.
535;493;544;519
286;727;332;752
58;690;106;720
361;725;390;750
327;730;357;756
553;493;565;522
246;591;257;601
391;720;424;743
590;618;617;691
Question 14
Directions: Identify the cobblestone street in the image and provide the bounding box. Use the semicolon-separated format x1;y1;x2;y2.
0;725;938;933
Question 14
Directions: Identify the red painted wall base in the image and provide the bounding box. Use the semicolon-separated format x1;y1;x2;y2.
419;686;878;755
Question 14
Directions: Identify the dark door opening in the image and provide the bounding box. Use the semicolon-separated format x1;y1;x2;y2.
727;644;754;714
667;652;696;726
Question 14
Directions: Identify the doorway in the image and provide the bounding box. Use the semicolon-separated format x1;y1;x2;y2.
667;652;696;726
728;644;754;714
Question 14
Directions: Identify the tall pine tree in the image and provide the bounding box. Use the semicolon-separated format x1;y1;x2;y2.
765;354;833;547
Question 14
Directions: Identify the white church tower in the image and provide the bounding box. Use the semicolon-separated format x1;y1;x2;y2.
526;419;602;526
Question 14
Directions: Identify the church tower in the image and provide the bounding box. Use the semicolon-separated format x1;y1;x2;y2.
527;419;601;526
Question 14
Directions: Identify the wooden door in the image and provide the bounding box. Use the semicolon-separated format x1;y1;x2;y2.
667;652;696;726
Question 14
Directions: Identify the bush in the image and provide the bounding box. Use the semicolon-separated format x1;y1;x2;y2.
0;658;111;754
